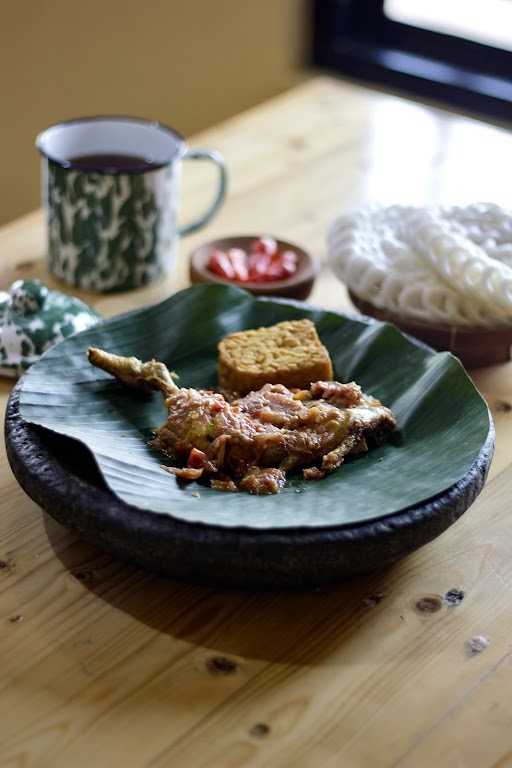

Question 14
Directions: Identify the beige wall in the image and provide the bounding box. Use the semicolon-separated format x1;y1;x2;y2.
0;0;307;225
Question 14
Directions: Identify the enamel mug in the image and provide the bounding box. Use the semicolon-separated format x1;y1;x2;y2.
36;117;227;292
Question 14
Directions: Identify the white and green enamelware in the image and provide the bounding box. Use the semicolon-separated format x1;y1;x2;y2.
0;279;101;377
36;117;227;292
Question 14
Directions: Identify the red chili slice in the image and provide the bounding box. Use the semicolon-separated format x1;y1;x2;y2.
208;241;299;283
208;249;236;280
262;250;299;281
278;250;298;277
187;447;208;468
251;237;277;257
227;248;249;282
248;252;272;281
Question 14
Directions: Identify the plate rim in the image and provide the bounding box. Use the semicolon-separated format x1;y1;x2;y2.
16;284;494;531
6;385;494;587
6;383;495;536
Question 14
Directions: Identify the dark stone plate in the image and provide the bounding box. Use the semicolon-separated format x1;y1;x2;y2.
5;384;495;590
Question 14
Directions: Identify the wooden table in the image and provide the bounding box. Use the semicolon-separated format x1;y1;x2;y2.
2;77;512;768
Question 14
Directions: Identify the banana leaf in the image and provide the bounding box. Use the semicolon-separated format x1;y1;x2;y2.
18;284;492;529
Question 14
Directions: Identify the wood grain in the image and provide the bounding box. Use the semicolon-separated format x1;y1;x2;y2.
1;77;512;767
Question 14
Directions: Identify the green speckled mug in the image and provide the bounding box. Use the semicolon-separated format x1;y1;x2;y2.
36;117;227;292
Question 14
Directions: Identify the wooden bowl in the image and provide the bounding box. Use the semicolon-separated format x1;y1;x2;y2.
189;236;316;301
349;291;512;369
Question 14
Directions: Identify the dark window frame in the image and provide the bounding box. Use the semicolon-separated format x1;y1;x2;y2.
312;0;512;121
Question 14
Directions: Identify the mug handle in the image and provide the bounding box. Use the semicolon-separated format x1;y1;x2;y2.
178;148;227;237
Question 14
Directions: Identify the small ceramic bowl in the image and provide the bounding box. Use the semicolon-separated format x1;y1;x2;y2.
189;236;316;301
349;291;512;369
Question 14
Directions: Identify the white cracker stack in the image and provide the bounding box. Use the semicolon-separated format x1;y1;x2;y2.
327;202;512;327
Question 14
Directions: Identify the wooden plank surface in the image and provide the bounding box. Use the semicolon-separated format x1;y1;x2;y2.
2;76;512;767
